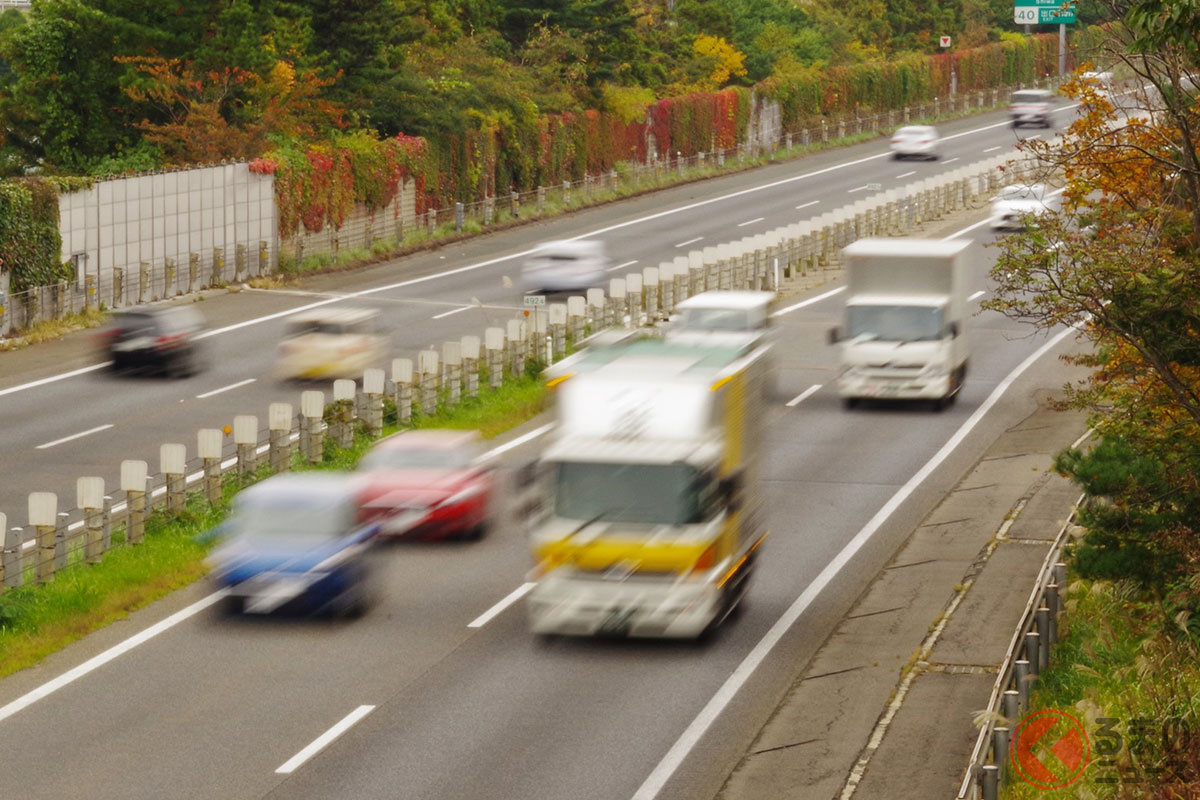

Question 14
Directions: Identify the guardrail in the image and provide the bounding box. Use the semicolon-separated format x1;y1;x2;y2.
0;147;1051;593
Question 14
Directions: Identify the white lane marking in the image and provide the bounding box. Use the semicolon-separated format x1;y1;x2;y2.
1025;134;1042;140
984;146;1002;153
479;423;554;461
770;287;846;318
847;185;870;194
432;306;472;320
675;237;704;248
35;424;114;450
942;157;960;165
968;290;986;301
275;705;376;774
608;260;639;273
468;582;536;628
195;378;256;399
795;201;819;210
785;385;822;408
3;109;1080;400
896;171;916;179
0;590;229;724
629;323;1079;800
737;217;765;227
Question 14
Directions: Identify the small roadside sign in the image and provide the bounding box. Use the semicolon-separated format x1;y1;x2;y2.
523;295;546;306
939;35;951;47
866;183;882;191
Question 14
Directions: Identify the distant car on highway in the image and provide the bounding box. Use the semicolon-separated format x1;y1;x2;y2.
1009;89;1053;128
889;125;941;160
355;430;495;541
98;305;207;378
520;240;611;295
274;306;386;381
989;183;1057;231
208;473;377;618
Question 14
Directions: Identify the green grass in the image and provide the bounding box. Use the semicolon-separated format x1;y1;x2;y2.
1;306;109;349
0;373;549;678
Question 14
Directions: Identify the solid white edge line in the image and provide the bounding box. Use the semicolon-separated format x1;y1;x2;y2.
0;589;230;724
847;185;869;193
0;363;111;398
431;305;472;320
737;218;765;227
629;323;1079;800
675;237;704;248
195;378;257;399
942;218;994;240
770;286;846;318
968;290;986;301
467;582;536;628
942;158;960;165
34;424;114;450
275;705;376;775
983;147;1002;153
785;385;822;408
480;423;554;460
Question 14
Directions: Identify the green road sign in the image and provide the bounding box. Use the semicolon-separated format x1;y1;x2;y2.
1014;0;1076;24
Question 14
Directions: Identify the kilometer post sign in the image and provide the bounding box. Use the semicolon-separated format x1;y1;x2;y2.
1014;0;1076;24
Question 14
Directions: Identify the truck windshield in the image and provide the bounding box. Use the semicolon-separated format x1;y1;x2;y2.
678;308;754;331
847;304;944;342
554;462;709;525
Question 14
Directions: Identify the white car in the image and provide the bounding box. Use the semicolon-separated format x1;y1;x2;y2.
520;240;611;295
275;306;387;381
989;184;1057;231
1009;89;1053;128
889;125;941;161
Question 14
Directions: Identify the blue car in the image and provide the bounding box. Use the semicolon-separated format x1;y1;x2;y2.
208;473;378;618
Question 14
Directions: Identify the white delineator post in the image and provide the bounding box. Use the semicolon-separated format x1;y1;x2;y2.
30;492;57;582
461;336;481;398
301;390;325;464
78;477;105;564
234;415;258;478
418;350;439;416
643;266;660;321
587;287;607;331
566;296;586;347
485;328;505;389
198;429;223;504
364;368;385;437
269;403;292;472
443;341;463;405
549;303;567;361
609;279;627;327
392;359;414;424
333;379;357;448
626;272;643;327
506;319;524;377
121;459;149;545
161;443;186;513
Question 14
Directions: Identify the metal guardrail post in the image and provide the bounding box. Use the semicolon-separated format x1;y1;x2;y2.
992;727;1010;785
981;765;999;800
1002;689;1020;724
1025;630;1042;674
1014;660;1031;714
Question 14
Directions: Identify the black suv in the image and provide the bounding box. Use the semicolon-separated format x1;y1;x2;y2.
100;306;207;378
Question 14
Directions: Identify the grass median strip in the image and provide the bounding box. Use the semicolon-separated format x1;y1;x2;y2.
0;375;549;680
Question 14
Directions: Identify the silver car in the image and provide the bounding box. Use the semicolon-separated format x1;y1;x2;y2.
520;240;611;295
889;126;941;161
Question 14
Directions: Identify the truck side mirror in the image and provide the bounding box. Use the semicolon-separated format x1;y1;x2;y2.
515;460;539;488
827;327;840;345
945;322;960;338
718;473;743;511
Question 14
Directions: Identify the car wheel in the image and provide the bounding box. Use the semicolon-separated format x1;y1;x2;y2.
461;520;488;541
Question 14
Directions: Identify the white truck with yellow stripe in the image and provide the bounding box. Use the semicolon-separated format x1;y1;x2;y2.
521;337;768;638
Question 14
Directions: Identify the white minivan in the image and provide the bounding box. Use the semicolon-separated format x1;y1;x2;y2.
520;240;611;295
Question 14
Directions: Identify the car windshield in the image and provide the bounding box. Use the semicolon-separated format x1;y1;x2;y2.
360;446;472;470
232;502;350;544
1013;92;1045;103
999;186;1041;201
846;304;945;343
554;461;713;525
678;308;754;331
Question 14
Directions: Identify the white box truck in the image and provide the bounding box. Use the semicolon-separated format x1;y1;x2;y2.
517;336;768;639
828;238;972;410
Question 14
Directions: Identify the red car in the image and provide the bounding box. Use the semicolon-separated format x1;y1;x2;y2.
355;430;495;540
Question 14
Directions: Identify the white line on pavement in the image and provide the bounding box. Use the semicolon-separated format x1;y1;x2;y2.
770;287;846;318
896;171;916;179
0;363;111;399
942;157;960;165
984;146;1002;153
675;237;704;248
468;582;536;628
968;290;986;301
1025;134;1042;140
0;590;229;724
195;378;256;399
35;424;114;450
479;423;554;460
608;260;639;272
629;323;1080;800
847;185;869;193
431;305;472;320
795;201;819;210
785;385;822;408
275;705;376;774
737;217;765;227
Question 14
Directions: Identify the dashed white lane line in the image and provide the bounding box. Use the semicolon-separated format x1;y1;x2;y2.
785;385;822;408
35;424;114;451
847;185;870;194
896;171;916;179
942;157;960;165
479;423;554;461
796;201;819;210
984;146;1002;153
675;237;704;248
195;378;256;399
275;705;376;774
968;290;986;301
468;582;537;628
770;286;847;318
431;305;472;320
737;217;765;227
608;260;639;272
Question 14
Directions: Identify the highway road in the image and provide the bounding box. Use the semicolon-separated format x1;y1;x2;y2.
0;100;1084;800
